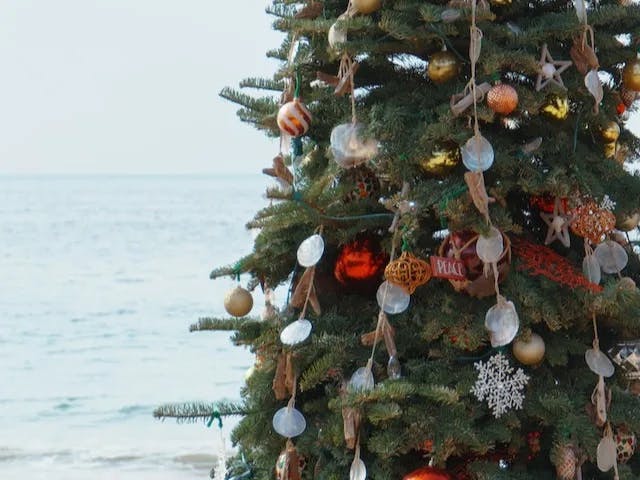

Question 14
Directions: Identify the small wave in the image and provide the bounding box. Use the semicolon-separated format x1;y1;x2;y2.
118;404;150;415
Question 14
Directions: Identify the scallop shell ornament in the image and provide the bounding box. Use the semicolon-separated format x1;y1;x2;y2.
277;98;312;137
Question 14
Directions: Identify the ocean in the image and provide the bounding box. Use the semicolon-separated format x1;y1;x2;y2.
0;175;268;479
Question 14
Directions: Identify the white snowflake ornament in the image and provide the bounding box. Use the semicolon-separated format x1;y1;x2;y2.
471;352;529;418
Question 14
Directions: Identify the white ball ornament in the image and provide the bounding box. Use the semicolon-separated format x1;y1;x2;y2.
376;280;410;314
277;99;312;137
513;333;546;365
297;234;324;267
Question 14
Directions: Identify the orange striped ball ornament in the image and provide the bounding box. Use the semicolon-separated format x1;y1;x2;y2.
277;98;312;137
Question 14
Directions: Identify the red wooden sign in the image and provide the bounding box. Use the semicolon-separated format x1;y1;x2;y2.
430;256;467;281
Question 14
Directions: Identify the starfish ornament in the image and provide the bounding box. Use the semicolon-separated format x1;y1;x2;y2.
535;44;572;91
540;197;574;247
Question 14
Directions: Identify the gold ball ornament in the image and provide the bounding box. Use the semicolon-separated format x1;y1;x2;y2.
419;141;462;176
617;212;640;231
277;98;312;137
487;83;518;115
224;286;254;317
540;94;569;120
352;0;382;14
623;58;640;92
600;121;620;143
513;333;546;365
427;51;459;84
489;0;512;5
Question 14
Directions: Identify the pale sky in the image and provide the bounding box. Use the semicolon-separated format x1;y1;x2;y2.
0;1;280;174
0;2;638;174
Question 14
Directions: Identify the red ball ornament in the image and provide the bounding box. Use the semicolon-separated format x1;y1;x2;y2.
277;98;312;137
438;231;511;298
403;467;452;480
529;195;568;214
617;102;627;115
334;236;387;288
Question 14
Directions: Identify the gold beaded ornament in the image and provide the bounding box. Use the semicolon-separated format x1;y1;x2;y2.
384;251;432;294
570;200;616;245
277;98;312;137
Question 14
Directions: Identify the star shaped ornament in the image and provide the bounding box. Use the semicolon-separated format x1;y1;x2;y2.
540;197;574;247
536;44;572;91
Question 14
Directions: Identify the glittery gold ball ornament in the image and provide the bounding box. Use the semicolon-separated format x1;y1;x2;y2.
617;213;640;231
427;51;459;84
513;333;546;365
224;286;254;317
352;0;382;14
621;87;638;108
540;94;569;120
571;200;616;245
487;84;518;115
600;121;620;143
419;142;462;176
554;445;577;480
277;98;312;137
623;58;640;92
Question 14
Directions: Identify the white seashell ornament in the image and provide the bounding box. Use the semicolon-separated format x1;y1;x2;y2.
594;240;628;274
461;134;494;171
485;300;520;347
297;234;324;267
585;348;615;377
273;406;307;438
330;123;379;168
583;254;601;284
280;319;312;346
376;280;410;314
476;227;504;263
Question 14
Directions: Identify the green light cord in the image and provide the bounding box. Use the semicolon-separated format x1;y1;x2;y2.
291;189;395;223
206;410;223;429
294;71;301;98
232;261;243;282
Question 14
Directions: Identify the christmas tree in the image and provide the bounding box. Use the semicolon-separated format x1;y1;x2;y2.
155;0;640;479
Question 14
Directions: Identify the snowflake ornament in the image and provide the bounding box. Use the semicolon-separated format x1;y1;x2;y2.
471;352;530;418
600;195;616;212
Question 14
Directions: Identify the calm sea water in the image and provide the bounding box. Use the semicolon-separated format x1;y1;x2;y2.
0;175;268;479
